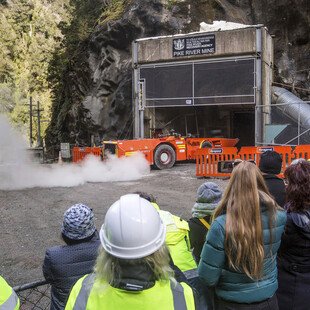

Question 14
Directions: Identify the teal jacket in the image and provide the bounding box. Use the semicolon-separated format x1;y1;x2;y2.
198;204;287;304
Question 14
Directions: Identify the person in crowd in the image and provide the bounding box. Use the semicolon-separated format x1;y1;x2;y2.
135;191;210;309
259;150;286;207
277;160;310;310
42;204;101;310
136;192;202;280
187;182;222;310
134;191;187;284
290;158;307;165
188;182;223;264
198;161;287;310
134;192;197;281
65;194;197;309
134;191;160;210
233;158;255;169
0;275;19;310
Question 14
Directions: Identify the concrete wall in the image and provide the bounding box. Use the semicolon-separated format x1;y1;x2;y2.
135;27;260;64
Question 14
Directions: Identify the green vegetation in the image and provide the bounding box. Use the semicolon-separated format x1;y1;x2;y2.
99;0;131;23
165;0;181;9
0;0;129;146
0;0;74;144
0;0;105;145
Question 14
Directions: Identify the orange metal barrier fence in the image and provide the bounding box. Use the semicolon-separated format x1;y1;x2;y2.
72;147;102;163
196;145;310;178
293;145;310;163
196;147;239;177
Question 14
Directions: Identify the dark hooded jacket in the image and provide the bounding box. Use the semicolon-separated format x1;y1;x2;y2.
42;231;101;310
188;215;212;264
277;208;310;310
262;174;286;207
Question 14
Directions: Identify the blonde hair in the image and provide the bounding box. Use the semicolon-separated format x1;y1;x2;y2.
213;161;280;281
94;243;175;286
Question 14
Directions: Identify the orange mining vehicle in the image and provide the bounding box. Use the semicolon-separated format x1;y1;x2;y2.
73;136;239;169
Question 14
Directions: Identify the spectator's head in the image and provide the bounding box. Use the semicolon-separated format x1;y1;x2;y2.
133;191;156;203
232;158;242;168
192;182;222;218
222;161;270;204
61;204;95;244
259;150;282;175
290;158;306;166
233;158;255;169
284;161;310;212
95;194;173;286
134;191;160;210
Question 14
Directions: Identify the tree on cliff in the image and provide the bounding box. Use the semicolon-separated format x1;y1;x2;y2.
0;0;73;142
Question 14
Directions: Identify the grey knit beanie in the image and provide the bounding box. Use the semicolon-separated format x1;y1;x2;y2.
192;182;223;218
61;204;95;240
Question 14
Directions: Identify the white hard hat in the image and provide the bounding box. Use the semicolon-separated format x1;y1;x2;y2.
100;194;166;259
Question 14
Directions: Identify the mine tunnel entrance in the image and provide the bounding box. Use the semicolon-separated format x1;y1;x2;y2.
136;57;257;146
143;105;255;146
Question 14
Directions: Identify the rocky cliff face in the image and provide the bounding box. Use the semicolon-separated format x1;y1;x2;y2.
46;0;310;148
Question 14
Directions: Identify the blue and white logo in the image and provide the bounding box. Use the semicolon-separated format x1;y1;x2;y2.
210;149;223;154
174;39;185;50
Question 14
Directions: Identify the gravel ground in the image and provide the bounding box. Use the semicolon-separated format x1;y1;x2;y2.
0;162;228;287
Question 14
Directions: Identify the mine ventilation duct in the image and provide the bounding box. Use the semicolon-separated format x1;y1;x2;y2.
271;86;310;140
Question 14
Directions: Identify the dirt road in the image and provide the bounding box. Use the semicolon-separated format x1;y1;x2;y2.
0;163;228;287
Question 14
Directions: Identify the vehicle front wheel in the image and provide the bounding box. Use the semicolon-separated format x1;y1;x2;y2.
153;144;176;170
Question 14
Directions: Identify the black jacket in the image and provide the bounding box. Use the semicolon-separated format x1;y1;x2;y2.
277;210;310;310
42;231;101;310
188;215;212;264
263;174;286;207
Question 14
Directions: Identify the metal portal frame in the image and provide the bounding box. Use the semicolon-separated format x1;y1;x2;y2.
133;28;264;139
139;57;256;107
134;56;260;138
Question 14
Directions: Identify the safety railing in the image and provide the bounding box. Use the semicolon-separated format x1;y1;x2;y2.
196;145;310;178
72;147;102;163
13;280;51;310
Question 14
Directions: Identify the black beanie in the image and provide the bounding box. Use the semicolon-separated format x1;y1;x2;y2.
259;151;282;174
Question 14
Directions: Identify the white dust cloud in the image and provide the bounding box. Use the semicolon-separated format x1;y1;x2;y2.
0;116;150;190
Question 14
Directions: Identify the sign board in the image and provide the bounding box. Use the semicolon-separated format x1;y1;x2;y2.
210;148;223;154
173;35;215;57
257;147;274;153
60;143;71;158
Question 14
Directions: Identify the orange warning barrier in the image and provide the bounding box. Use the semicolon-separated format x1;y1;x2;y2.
196;145;309;178
196;147;239;177
293;145;310;162
238;146;292;178
72;147;102;163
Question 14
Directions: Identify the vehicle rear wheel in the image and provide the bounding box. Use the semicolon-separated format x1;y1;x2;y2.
154;144;176;170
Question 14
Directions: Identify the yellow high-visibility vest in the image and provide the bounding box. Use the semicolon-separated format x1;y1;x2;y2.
151;202;160;210
0;276;20;310
65;274;196;310
158;210;197;273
